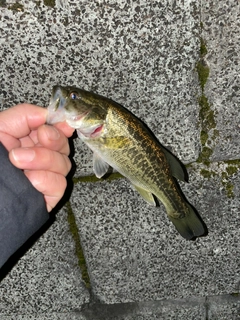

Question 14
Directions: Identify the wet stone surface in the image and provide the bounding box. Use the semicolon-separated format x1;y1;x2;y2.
70;165;240;303
0;0;240;319
0;208;90;315
202;0;240;161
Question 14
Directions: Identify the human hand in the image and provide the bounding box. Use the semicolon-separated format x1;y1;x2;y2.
0;104;75;212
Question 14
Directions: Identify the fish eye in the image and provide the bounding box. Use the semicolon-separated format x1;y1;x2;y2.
70;92;78;100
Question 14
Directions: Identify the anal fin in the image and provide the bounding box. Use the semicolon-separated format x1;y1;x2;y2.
133;185;156;206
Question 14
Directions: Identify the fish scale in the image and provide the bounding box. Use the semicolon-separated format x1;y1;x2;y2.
105;105;180;205
47;85;207;240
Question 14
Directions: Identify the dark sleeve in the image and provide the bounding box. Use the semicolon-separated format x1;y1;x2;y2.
0;143;49;268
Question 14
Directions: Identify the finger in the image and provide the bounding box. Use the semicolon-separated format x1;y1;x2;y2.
25;170;67;212
19;132;38;148
37;125;70;155
0;132;21;151
9;147;72;176
0;129;38;151
0;104;47;139
54;122;75;138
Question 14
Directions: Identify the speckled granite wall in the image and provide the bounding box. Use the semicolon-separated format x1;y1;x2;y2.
0;0;240;319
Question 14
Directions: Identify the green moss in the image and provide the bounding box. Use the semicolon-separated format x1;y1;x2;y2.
197;93;218;165
197;146;213;166
221;171;227;180
8;2;24;11
231;292;239;297
222;181;235;198
43;0;55;7
220;160;240;198
198;95;208;116
222;160;240;177
212;128;219;141
199;161;239;199
197;38;209;91
200;38;208;56
66;202;91;288
200;130;208;146
202;146;213;161
225;159;240;166
190;34;240;200
200;169;217;179
226;165;239;176
73;172;123;184
0;0;6;7
196;36;219;166
197;60;209;91
198;96;217;132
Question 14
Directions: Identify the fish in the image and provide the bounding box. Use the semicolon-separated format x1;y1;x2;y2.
47;85;206;240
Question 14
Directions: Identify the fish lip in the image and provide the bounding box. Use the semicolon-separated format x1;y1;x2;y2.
68;110;89;122
47;97;66;124
65;110;90;129
47;86;68;124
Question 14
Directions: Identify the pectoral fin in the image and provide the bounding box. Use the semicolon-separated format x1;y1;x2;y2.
93;153;109;178
133;185;156;206
162;147;187;182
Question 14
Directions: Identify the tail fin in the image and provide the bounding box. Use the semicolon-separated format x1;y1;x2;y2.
168;203;207;240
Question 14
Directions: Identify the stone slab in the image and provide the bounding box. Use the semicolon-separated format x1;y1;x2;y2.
0;0;201;176
70;162;240;304
202;0;240;161
0;207;90;316
82;298;206;320
0;298;207;320
0;314;86;320
207;294;240;320
0;0;240;319
1;294;239;320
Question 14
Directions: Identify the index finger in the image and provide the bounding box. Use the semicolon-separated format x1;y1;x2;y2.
54;122;75;138
37;124;71;155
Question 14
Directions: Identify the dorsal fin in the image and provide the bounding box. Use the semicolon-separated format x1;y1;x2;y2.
162;147;188;182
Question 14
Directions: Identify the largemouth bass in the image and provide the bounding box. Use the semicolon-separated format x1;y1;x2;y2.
47;85;206;240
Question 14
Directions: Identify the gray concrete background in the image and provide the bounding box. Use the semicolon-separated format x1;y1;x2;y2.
0;0;240;319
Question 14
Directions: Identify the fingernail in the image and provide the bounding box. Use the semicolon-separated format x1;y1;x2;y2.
12;148;35;162
46;126;60;141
